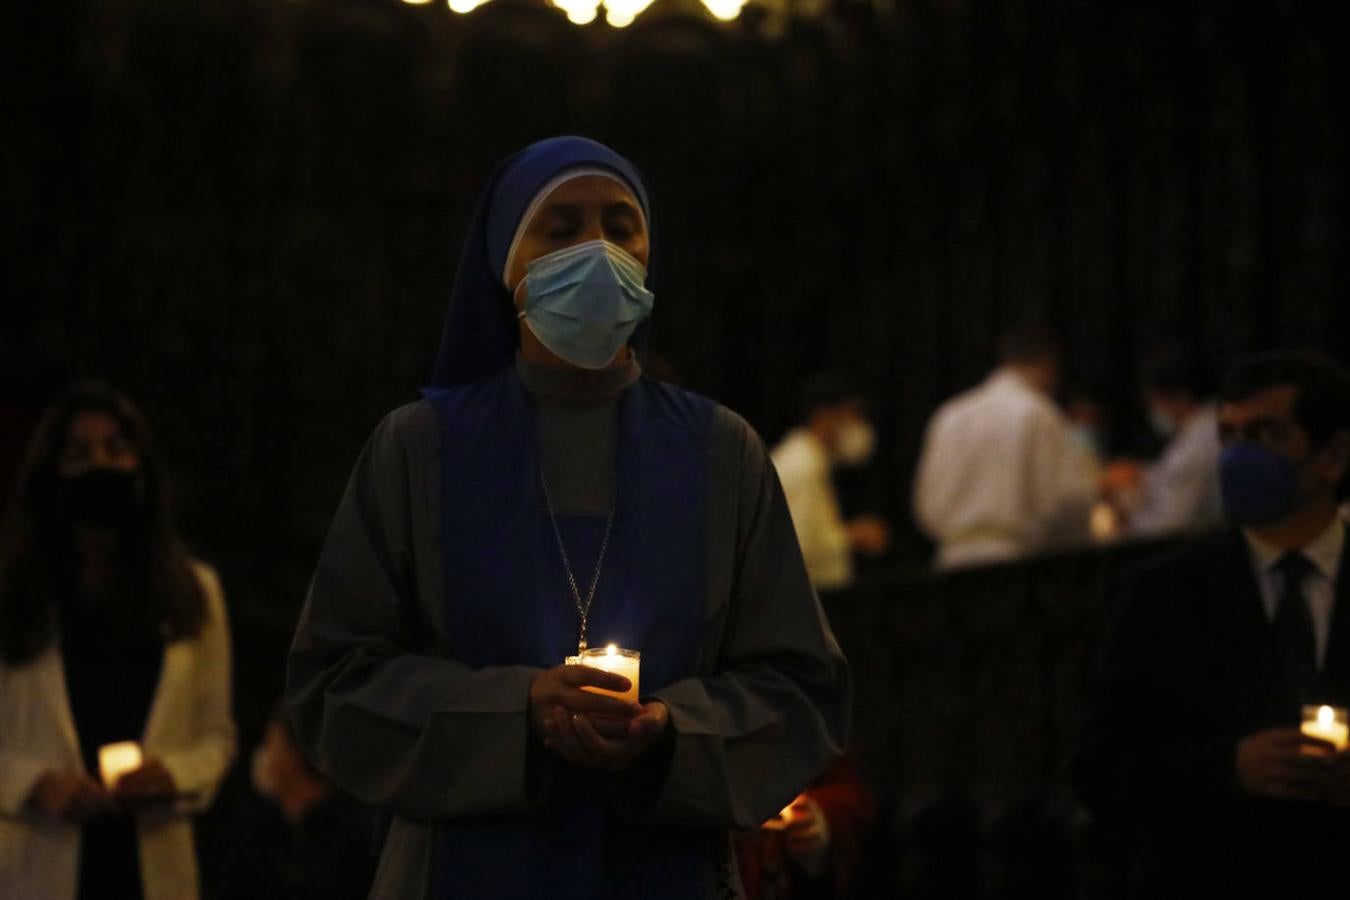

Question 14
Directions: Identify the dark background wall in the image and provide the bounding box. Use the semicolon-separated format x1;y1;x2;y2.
3;0;1347;684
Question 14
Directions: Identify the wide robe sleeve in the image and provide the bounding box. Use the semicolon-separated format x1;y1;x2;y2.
286;404;542;820
632;409;852;829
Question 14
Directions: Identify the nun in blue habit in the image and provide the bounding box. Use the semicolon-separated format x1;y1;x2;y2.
286;136;850;899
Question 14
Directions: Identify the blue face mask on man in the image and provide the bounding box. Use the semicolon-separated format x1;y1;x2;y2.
516;239;654;370
1219;442;1302;526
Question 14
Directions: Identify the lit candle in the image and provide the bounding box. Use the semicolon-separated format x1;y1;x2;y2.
1301;705;1349;751
573;644;641;705
762;801;799;831
98;741;143;789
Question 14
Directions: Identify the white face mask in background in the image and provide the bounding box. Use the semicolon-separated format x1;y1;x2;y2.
834;421;877;467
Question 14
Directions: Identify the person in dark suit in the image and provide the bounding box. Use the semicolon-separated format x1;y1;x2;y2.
1076;350;1350;898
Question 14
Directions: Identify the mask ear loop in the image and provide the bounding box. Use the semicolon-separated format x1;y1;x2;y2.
513;276;528;320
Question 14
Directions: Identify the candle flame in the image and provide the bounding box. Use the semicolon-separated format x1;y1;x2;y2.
99;741;143;788
1319;705;1336;727
701;0;744;20
606;643;618;656
552;0;600;24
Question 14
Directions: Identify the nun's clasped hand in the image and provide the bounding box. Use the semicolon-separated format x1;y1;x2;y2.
529;665;669;772
549;701;670;773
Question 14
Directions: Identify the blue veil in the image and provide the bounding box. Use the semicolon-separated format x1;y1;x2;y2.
429;136;656;388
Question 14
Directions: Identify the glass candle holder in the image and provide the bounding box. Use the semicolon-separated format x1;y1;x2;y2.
98;741;142;788
572;645;640;704
1301;705;1349;751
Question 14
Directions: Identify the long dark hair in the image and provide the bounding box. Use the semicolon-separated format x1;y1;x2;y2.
0;381;206;665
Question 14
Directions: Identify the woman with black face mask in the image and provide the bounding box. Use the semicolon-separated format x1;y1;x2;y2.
0;381;236;900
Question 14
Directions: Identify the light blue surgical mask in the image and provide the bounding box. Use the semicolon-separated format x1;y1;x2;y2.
516;239;654;370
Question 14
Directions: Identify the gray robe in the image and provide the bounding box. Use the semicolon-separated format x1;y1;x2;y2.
286;374;851;898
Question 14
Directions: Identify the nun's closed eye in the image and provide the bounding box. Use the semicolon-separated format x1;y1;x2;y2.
601;203;643;241
536;204;585;241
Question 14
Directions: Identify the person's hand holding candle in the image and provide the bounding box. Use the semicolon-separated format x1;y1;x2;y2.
1323;751;1350;807
1235;727;1338;802
113;757;178;807
529;646;671;772
25;770;114;823
528;664;644;759
782;794;831;878
547;698;669;772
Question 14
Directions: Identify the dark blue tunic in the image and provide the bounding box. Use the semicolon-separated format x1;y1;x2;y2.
424;367;716;898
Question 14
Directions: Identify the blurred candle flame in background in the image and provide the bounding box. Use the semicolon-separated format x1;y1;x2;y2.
700;0;744;20
604;0;657;28
403;0;745;25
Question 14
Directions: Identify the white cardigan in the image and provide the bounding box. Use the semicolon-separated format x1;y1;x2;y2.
0;562;236;900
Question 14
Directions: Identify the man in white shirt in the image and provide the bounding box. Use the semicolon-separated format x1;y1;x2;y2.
1076;350;1350;897
1123;344;1224;537
772;375;890;591
913;329;1098;570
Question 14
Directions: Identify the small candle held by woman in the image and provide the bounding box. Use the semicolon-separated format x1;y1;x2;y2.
98;741;143;789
